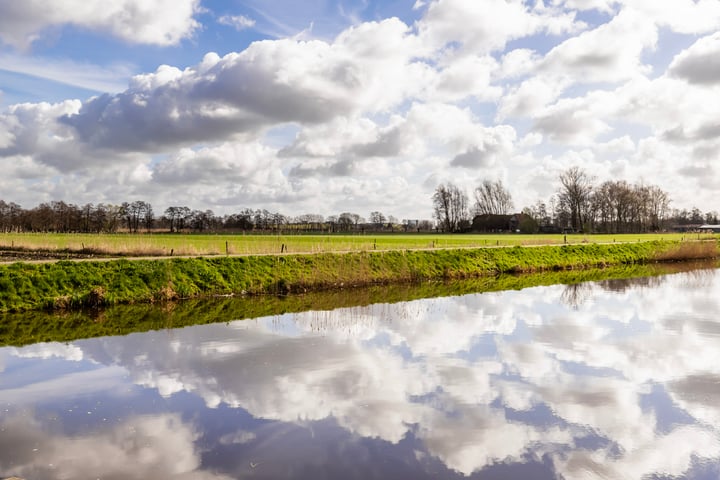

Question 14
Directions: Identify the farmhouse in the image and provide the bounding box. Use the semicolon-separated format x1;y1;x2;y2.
471;213;531;233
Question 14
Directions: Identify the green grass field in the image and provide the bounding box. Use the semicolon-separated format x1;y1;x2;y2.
0;232;715;257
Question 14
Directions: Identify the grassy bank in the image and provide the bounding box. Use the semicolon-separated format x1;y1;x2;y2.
2;261;715;347
0;239;718;313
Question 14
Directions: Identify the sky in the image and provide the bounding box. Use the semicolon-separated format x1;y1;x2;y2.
0;0;719;222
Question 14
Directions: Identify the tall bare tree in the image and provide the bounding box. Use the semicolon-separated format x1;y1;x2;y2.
433;183;468;232
473;179;514;215
558;166;594;232
592;181;669;233
646;185;669;231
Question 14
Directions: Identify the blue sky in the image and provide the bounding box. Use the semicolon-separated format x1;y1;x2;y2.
0;0;719;221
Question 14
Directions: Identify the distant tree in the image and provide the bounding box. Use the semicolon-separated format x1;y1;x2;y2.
0;200;21;232
418;219;434;231
96;204;122;233
690;207;703;224
338;212;360;232
32;203;54;231
254;209;271;230
644;185;669;231
369;211;386;228
293;213;324;232
433;183;468;233
189;209;216;232
607;180;634;233
295;213;324;224
164;206;191;232
270;212;287;232
473;179;514;216
519;207;539;233
50;201;80;232
224;209;254;230
558;166;594;232
326;215;338;233
531;200;551;227
143;204;154;231
87;204;105;233
120;201;153;233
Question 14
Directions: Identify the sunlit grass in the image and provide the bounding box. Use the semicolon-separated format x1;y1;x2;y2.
2;261;712;347
0;232;715;257
0;238;717;313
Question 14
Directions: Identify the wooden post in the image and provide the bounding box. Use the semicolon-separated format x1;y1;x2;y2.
226;241;229;255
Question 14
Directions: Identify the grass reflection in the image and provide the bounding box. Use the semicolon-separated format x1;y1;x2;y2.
1;260;717;347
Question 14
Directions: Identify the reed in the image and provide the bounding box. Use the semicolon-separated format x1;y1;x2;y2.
652;240;719;262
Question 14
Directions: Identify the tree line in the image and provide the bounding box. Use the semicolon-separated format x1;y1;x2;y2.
0;200;434;234
433;167;718;233
1;167;716;235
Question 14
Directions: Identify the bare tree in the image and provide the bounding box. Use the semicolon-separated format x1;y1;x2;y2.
433;183;469;233
592;181;669;233
143;203;155;231
164;206;191;232
293;213;324;232
121;201;153;233
558;166;594;232
189;209;216;232
369;211;386;227
609;180;634;233
0;200;21;232
646;185;669;231
338;212;358;232
473;179;514;215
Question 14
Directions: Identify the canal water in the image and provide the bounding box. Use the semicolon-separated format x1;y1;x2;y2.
1;268;720;479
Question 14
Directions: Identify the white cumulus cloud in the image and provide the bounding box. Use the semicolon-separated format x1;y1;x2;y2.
0;0;202;49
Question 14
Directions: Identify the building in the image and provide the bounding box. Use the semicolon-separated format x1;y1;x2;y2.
471;213;532;233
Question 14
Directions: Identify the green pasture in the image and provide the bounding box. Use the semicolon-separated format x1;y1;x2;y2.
0;232;714;257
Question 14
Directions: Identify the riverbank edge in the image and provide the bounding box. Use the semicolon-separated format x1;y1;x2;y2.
0;239;717;313
3;261;715;347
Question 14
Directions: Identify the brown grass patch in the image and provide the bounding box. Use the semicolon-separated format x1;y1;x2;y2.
653;241;719;262
88;286;107;307
52;295;72;310
155;283;179;301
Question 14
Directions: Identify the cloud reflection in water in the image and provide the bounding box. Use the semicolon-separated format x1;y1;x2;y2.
2;269;720;479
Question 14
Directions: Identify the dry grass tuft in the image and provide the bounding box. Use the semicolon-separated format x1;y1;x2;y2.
86;286;106;308
155;284;179;301
52;295;72;310
653;241;719;262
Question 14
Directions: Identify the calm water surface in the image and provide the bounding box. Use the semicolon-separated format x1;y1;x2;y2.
2;269;720;479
